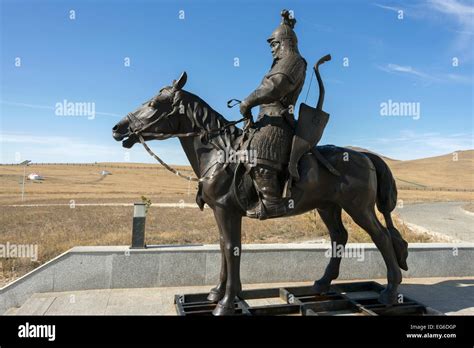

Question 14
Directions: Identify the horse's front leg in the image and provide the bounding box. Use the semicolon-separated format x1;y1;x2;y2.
207;231;227;302
212;207;242;316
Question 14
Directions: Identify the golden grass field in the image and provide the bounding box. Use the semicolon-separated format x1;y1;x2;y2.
0;149;472;284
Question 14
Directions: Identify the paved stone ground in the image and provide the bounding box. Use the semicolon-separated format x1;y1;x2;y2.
396;202;474;242
4;277;473;316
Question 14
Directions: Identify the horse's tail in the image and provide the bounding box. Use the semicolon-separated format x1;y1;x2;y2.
363;152;409;271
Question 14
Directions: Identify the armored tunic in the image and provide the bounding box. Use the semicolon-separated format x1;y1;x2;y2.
248;53;307;169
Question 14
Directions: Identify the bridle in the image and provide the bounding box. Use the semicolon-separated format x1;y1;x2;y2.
126;98;247;182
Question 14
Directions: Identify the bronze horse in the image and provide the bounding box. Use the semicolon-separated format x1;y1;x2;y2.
112;71;409;316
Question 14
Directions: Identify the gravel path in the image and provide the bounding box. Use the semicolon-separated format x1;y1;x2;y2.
395;201;474;242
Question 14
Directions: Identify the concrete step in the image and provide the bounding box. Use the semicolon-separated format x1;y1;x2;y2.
14;294;57;315
5;282;313;315
3;307;19;315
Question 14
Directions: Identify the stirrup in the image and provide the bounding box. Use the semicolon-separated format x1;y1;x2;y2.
246;202;264;219
246;199;287;220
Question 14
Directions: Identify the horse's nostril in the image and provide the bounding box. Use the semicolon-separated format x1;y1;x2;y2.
112;125;119;131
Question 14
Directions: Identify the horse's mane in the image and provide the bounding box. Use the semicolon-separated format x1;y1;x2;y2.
177;90;242;145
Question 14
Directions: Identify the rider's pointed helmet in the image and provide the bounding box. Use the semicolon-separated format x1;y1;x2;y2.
267;9;298;46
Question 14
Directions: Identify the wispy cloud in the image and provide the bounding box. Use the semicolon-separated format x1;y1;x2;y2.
377;63;471;84
427;0;474;59
373;3;401;13
0;101;121;117
428;0;474;29
0;133;189;164
375;0;474;25
373;2;424;19
443;73;472;83
1;133;121;159
374;1;474;60
379;63;436;80
358;130;473;160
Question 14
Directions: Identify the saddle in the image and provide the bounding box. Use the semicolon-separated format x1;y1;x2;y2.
194;127;341;213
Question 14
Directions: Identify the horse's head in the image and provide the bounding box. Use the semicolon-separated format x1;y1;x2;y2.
112;72;188;148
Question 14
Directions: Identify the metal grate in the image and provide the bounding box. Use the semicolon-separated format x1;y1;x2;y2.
174;281;443;316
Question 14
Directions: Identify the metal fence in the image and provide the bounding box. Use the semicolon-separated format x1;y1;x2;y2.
0;162;192;171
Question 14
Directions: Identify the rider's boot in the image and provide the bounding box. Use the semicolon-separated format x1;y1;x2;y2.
246;167;289;220
287;135;311;182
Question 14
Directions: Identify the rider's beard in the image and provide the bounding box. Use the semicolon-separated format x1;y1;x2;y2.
277;40;299;59
272;46;290;67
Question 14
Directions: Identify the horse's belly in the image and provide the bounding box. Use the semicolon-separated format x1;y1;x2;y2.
289;155;339;212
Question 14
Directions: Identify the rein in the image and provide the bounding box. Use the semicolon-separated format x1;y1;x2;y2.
131;109;246;182
137;134;202;182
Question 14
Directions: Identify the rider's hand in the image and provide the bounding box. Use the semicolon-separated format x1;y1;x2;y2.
240;100;254;133
243;118;254;132
239;100;253;119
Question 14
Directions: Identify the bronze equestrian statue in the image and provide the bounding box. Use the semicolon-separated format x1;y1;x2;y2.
112;10;409;316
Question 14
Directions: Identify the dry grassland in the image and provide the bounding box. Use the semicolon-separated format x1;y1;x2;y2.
1;149;472;283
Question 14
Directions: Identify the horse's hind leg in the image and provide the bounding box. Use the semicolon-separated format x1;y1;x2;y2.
313;205;348;294
346;205;402;305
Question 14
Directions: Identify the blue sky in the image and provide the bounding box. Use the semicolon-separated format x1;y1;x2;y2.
1;0;473;164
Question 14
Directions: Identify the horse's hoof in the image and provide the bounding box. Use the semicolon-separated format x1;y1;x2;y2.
212;303;235;316
207;288;224;302
378;288;397;305
313;280;331;294
399;256;409;272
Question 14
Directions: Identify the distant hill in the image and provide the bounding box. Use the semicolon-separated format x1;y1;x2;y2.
1;150;472;199
343;147;473;190
345;146;399;163
388;150;473;190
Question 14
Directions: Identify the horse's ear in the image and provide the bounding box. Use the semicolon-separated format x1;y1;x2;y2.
173;71;187;91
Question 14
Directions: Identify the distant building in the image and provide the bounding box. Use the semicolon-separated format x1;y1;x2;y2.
27;173;44;181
